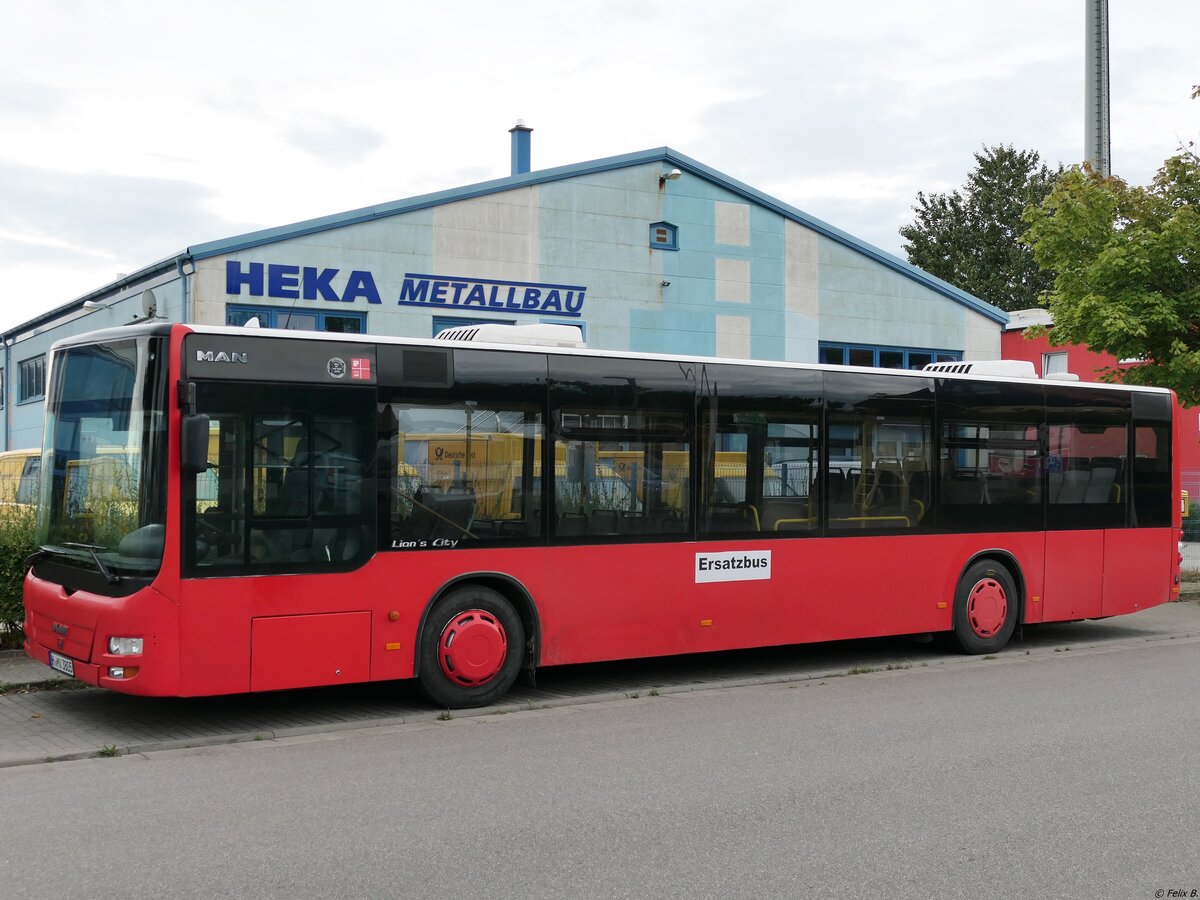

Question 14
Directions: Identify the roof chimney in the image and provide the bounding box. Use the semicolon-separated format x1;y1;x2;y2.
509;120;532;175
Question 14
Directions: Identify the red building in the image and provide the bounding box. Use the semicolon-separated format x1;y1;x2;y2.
1002;308;1200;484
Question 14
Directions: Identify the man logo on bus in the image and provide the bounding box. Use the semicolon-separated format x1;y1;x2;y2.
195;350;248;364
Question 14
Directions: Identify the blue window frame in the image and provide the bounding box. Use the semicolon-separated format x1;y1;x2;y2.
818;342;961;371
226;305;365;334
18;355;46;403
649;222;678;250
541;318;586;341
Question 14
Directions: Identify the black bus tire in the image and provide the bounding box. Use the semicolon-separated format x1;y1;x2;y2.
949;560;1018;654
418;586;524;709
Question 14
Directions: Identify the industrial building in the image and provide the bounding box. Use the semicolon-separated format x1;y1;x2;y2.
0;127;1006;451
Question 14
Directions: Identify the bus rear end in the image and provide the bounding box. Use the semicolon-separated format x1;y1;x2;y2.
22;326;178;694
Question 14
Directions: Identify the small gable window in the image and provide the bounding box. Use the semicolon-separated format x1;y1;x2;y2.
649;222;678;251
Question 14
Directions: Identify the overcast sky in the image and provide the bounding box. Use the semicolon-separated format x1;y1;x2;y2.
1;0;1195;332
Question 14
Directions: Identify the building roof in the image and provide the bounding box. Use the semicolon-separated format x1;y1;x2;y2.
1004;308;1054;331
5;147;1008;339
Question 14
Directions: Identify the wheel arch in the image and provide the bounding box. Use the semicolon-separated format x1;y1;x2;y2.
955;549;1026;628
413;571;541;678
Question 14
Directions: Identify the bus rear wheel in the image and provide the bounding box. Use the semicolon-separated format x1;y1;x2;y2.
949;560;1018;654
418;586;524;709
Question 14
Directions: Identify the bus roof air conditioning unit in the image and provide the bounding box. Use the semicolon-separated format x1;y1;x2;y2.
923;360;1037;379
434;323;586;348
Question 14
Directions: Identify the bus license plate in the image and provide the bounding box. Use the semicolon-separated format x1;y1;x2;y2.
48;652;75;677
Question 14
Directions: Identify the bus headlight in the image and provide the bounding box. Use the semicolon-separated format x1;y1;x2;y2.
108;637;143;655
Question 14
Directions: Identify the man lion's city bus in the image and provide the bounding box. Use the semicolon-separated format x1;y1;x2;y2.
23;322;1183;708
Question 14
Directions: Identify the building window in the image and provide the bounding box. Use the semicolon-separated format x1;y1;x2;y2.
649;222;678;250
18;356;46;403
818;343;960;371
541;318;586;341
226;305;366;333
1043;352;1068;375
0;367;4;409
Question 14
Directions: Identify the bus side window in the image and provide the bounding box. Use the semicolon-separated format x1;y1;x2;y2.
1045;385;1134;530
1132;425;1171;527
185;383;375;573
192;414;246;567
827;417;931;530
552;409;689;540
702;418;819;537
387;402;543;546
824;370;934;532
1046;422;1127;529
252;415;370;564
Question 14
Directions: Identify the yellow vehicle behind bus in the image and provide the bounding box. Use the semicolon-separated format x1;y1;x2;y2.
0;449;41;507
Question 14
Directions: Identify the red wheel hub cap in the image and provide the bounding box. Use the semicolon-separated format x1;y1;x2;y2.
438;610;508;687
967;578;1008;639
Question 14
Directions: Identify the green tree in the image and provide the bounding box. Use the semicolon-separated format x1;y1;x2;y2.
1021;155;1200;405
900;145;1062;311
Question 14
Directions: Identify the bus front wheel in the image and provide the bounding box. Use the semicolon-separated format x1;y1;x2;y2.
418;586;525;709
949;561;1018;654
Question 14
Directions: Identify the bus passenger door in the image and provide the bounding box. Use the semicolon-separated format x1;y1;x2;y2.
1102;419;1174;616
1042;405;1128;622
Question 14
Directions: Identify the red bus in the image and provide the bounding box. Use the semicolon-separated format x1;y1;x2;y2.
23;323;1183;707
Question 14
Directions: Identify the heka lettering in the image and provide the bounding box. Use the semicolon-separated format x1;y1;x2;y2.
225;261;381;304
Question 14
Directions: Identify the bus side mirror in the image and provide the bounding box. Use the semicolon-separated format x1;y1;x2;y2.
181;414;211;475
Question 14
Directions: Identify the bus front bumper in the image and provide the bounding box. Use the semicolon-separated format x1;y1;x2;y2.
23;636;102;687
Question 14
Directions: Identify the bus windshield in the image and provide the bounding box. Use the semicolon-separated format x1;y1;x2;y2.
37;336;169;581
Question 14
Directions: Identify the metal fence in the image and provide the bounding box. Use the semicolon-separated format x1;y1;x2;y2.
1183;469;1200;542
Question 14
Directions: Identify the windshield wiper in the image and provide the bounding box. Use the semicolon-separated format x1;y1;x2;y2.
61;542;121;585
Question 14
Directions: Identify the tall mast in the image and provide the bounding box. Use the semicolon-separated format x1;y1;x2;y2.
1084;0;1111;176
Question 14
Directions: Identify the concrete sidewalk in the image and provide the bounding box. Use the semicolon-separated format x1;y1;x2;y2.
0;648;72;690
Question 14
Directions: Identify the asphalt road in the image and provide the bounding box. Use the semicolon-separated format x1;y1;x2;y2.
2;619;1198;898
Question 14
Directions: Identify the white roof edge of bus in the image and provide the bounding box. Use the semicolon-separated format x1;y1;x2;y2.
173;323;1173;395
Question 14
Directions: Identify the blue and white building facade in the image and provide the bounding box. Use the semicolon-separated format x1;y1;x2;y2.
0;136;1006;450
